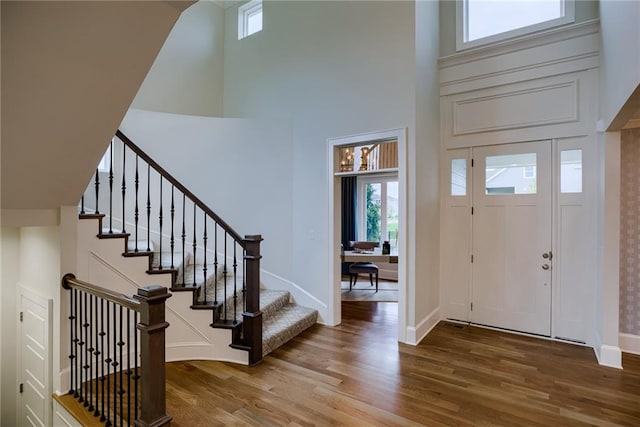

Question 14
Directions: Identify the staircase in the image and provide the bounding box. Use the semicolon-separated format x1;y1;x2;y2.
77;130;317;364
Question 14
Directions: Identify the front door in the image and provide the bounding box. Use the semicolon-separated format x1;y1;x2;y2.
471;141;552;336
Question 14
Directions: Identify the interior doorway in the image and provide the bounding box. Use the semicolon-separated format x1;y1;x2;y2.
328;128;408;341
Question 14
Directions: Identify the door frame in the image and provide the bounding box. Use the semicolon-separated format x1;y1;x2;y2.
327;128;408;340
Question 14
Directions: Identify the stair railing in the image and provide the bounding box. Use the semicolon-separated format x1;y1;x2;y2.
79;130;263;365
62;273;171;427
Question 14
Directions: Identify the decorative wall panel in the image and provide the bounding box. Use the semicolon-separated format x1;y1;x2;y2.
620;129;640;335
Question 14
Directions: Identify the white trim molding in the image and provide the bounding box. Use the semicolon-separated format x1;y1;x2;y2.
619;333;640;356
406;306;440;346
595;344;623;369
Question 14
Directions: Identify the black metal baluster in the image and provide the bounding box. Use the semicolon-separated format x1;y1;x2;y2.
126;309;131;427
105;302;111;427
170;186;175;270
74;289;80;398
193;203;197;286
134;155;140;252
203;214;208;303
82;292;88;404
94;169;100;215
214;224;219;305
134;311;139;422
118;305;124;427
224;231;228;321
233;244;238;322
243;248;247;313
93;296;100;415
68;288;76;395
181;195;186;286
146;165;151;252
87;295;94;412
100;299;106;422
80;195;85;215
112;305;118;427
159;176;164;269
121;145;126;233
108;140;114;234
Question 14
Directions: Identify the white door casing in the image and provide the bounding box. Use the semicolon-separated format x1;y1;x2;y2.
18;288;53;427
471;141;552;336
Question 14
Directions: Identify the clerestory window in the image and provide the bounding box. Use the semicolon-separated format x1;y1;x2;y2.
238;0;263;40
456;0;575;51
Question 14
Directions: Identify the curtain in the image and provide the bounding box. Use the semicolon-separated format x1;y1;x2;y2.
341;176;357;274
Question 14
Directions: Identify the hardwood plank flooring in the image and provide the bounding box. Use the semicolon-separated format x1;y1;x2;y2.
167;302;640;426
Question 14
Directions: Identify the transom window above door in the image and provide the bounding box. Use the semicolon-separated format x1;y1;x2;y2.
457;0;575;51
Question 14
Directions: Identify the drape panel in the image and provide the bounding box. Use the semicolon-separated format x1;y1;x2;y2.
341;176;357;274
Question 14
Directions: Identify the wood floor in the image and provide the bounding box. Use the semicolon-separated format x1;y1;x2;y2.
166;302;640;426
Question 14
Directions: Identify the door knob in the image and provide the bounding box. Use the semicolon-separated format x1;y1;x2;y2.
542;264;550;270
542;251;553;260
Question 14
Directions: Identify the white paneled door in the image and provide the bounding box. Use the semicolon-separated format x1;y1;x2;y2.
18;289;52;427
471;141;552;336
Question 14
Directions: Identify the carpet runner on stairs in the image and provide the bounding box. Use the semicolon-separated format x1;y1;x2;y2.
157;254;318;357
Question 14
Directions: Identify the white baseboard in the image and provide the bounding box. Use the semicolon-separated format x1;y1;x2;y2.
619;333;640;355
406;306;440;345
261;270;328;323
594;344;623;369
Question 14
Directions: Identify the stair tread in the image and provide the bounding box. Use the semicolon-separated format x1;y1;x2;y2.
127;240;154;253
262;304;318;356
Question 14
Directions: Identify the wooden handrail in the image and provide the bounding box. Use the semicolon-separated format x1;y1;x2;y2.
62;273;142;311
115;129;245;246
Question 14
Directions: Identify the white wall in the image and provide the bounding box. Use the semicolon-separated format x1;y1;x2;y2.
410;0;441;341
223;1;421;324
120;109;293;282
132;1;226;117
599;0;640;129
0;227;20;426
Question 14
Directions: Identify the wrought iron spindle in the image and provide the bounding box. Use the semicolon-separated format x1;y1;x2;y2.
81;292;88;404
121;145;126;233
105;302;111;427
118;305;124;427
94;169;100;214
87;295;94;412
224;231;228;320
112;305;118;427
181;194;186;286
134;155;140;252
243;248;247;313
134;311;139;422
170;186;175;269
233;244;238;321
93;296;100;415
74;289;80;398
159;176;163;269
126;309;131;427
80;195;85;215
214;224;219;304
69;288;76;395
203;213;208;303
146;165;151;252
100;299;106;422
108;140;114;234
193;203;197;286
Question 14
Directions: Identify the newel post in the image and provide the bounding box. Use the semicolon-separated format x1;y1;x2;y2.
243;234;263;365
135;285;172;427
